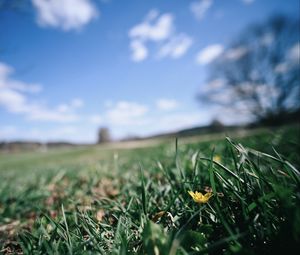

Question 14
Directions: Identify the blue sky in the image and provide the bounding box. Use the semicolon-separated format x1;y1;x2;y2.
0;0;299;142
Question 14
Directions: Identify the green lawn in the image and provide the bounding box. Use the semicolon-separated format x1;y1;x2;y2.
0;125;299;254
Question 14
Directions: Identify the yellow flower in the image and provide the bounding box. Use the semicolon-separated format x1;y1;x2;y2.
213;155;221;163
188;191;213;204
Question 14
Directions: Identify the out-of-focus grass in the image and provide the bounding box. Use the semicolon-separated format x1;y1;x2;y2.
0;125;299;254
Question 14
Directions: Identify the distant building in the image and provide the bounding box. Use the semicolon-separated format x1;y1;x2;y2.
97;127;111;144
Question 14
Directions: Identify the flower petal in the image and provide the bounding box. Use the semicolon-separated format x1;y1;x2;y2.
188;191;195;198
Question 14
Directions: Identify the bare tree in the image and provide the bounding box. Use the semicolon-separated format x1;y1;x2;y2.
97;127;111;144
198;15;300;125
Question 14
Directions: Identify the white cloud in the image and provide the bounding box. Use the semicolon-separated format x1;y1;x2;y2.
144;9;159;22
0;90;80;122
99;100;202;138
57;104;70;113
0;88;32;114
57;98;83;113
225;46;248;60
0;63;42;93
196;44;224;65
156;98;179;111
213;105;253;125
101;100;212;139
288;42;300;63
130;40;148;62
274;62;289;74
128;10;174;62
56;98;84;113
0;62;82;123
129;11;175;62
106;101;148;125
0;63;11;78
201;78;225;92
71;98;84;108
129;12;174;41
8;82;42;93
129;10;192;62
27;108;79;122
157;34;193;59
110;111;210;139
32;0;98;31
273;42;299;74
48;126;78;137
88;114;103;124
190;0;213;20
150;112;205;134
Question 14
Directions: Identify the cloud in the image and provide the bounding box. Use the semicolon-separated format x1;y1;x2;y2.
288;42;300;63
157;34;193;59
197;45;251;65
56;98;84;113
0;62;82;122
190;0;213;20
88;114;103;124
106;101;148;125
32;0;98;31
0;63;42;93
144;9;160;22
0;88;27;113
47;126;78;137
273;42;300;74
129;12;174;41
225;46;248;60
109;110;209;139
196;44;224;65
0;90;80;122
128;10;174;62
201;78;225;92
274;63;289;74
129;10;192;61
71;98;84;108
28;108;79;122
130;40;148;62
139;112;211;137
100;100;212;139
99;100;205;138
156;98;179;111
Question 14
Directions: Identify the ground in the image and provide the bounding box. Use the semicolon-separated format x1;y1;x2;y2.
0;125;299;254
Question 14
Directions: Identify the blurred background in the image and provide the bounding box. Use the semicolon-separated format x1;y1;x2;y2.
0;0;299;150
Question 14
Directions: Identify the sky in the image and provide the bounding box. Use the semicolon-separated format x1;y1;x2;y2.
0;0;299;143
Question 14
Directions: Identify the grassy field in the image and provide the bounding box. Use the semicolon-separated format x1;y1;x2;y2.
0;125;299;254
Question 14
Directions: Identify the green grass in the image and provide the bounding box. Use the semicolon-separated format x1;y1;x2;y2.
0;125;299;254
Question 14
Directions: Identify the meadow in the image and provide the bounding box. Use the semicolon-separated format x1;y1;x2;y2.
0;125;299;254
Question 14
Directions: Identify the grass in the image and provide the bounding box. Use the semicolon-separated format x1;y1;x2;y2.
0;125;299;254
